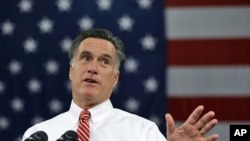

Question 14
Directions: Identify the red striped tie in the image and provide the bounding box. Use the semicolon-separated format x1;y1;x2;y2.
77;110;90;141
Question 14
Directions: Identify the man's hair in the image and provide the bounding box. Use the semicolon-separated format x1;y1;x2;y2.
69;28;126;72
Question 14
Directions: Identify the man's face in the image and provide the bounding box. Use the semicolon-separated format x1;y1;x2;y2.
69;37;119;108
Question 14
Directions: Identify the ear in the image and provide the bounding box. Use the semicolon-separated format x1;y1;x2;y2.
69;65;73;80
113;72;120;87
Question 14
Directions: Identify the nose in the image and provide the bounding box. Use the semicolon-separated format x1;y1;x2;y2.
88;69;97;74
87;61;98;75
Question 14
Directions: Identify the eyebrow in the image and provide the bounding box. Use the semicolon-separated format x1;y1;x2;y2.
78;50;91;60
79;50;91;56
79;50;113;61
100;54;113;61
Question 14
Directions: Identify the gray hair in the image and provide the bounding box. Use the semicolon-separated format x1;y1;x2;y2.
69;28;126;72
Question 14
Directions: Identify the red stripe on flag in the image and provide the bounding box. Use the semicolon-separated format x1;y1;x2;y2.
167;39;250;65
168;97;250;121
165;0;250;6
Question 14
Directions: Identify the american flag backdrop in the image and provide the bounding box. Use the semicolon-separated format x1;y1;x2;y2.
0;0;166;140
1;0;250;141
166;0;250;141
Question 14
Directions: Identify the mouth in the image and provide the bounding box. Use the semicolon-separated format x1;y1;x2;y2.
84;78;99;84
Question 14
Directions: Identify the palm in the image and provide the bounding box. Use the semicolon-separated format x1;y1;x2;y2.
165;106;219;141
168;124;206;141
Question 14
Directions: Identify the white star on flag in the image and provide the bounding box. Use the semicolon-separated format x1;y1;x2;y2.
10;97;24;112
18;0;33;13
124;57;139;73
149;115;161;125
27;78;41;93
38;17;54;34
137;0;153;9
8;60;22;75
23;37;38;53
112;83;119;93
1;20;15;35
0;81;5;94
141;34;157;51
118;14;134;31
65;80;71;92
143;76;159;93
56;0;72;12
44;59;59;75
60;37;72;53
0;116;9;130
48;98;63;113
31;115;44;125
15;136;22;141
124;97;140;112
96;0;112;11
78;16;94;31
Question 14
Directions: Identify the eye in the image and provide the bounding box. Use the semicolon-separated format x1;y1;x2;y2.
81;55;91;61
100;58;110;65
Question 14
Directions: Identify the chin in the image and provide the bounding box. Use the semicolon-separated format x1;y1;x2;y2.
81;91;98;99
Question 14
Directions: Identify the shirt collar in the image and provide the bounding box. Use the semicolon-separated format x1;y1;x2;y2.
69;99;113;125
88;99;113;124
69;100;83;126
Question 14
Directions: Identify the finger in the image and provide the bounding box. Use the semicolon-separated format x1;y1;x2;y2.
195;111;215;130
165;113;176;136
201;119;218;135
185;105;204;125
206;134;219;141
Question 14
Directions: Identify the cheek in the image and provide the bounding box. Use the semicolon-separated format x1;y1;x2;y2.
71;67;83;82
106;73;118;87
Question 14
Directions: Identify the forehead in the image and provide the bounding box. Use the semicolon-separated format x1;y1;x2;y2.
78;37;116;56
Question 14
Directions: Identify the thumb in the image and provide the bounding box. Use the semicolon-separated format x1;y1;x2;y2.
165;113;176;136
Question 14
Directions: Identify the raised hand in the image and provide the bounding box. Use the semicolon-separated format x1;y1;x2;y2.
165;105;219;141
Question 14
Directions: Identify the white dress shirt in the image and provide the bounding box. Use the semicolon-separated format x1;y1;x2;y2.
22;99;167;141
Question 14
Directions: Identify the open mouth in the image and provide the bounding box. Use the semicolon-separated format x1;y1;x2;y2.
84;78;98;84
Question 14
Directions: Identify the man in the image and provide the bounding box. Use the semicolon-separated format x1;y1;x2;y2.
22;28;219;141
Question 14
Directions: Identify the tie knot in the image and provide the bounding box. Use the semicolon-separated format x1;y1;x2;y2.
80;110;90;121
